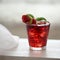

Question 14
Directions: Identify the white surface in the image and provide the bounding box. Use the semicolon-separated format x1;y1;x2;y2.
0;38;60;60
0;24;19;50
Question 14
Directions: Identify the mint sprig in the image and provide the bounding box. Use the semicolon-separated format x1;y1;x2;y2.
36;17;47;21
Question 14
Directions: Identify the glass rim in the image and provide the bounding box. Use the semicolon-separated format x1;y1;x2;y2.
26;22;50;26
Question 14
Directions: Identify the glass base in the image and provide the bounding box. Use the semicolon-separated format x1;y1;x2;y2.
30;46;46;50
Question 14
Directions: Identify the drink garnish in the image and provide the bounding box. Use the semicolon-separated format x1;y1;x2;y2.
27;14;34;18
36;17;47;24
22;14;36;24
22;15;30;23
36;17;47;21
22;14;48;25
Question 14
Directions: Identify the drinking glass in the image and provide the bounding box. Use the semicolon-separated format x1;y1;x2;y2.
26;22;50;50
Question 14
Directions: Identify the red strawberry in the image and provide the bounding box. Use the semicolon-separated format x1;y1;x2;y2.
32;18;36;24
22;14;36;24
22;15;30;23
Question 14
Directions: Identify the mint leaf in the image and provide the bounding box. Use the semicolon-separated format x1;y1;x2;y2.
36;17;47;21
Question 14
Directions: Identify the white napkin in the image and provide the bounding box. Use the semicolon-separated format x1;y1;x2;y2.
0;24;19;50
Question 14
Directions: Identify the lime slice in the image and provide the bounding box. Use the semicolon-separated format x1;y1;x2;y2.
27;14;34;18
36;17;47;21
27;14;34;24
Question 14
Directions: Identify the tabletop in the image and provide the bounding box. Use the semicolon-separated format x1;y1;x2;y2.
0;38;60;60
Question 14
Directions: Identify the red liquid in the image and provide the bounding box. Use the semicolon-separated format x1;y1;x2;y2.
26;23;50;48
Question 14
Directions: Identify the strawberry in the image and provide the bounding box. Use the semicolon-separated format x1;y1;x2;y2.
22;14;36;24
32;18;36;24
22;15;30;23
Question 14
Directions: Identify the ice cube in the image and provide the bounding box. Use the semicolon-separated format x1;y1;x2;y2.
40;32;46;38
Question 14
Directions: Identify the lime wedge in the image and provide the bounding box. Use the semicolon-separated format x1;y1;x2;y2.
27;14;34;18
36;17;47;21
27;14;34;24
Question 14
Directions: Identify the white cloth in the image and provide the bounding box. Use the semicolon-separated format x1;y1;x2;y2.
0;24;19;50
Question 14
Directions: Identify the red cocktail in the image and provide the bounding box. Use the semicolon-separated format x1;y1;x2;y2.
26;22;50;50
22;14;50;50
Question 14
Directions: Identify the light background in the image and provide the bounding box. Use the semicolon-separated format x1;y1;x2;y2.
0;0;60;39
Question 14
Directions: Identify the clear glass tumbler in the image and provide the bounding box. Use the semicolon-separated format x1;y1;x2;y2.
26;22;50;50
